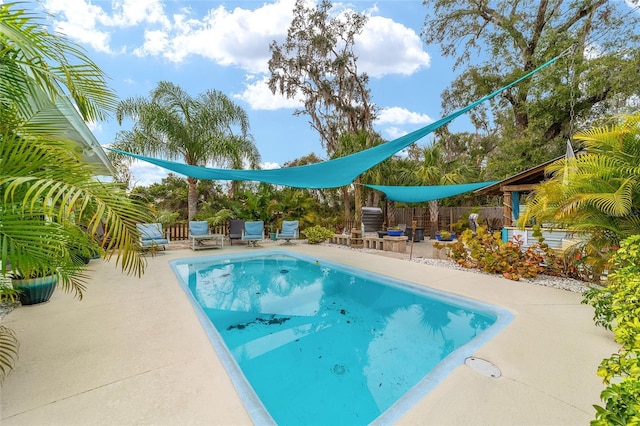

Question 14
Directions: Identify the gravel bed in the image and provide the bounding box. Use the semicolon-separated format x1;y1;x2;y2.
0;300;19;320
410;257;591;293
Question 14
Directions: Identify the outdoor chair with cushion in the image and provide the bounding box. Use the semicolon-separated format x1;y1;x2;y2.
228;219;245;246
136;223;169;251
276;220;299;244
189;221;223;251
241;220;264;247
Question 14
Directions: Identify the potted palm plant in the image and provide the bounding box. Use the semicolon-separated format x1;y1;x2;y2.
1;131;152;305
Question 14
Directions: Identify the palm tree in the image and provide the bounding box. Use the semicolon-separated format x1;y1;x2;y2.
114;82;260;221
368;156;416;227
0;2;153;382
412;142;468;238
331;131;383;226
522;113;640;277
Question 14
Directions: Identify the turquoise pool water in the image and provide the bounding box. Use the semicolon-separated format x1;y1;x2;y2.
171;251;512;425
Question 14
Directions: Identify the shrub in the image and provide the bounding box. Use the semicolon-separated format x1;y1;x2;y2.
583;235;640;425
446;225;580;281
302;225;334;244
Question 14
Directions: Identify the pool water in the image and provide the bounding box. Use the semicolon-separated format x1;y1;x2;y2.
171;251;512;425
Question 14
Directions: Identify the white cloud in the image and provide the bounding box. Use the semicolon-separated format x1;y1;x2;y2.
43;0;170;53
356;15;431;78
261;162;281;170
234;76;303;110
43;0;113;53
376;107;434;141
135;29;170;57
381;127;408;140
105;0;170;27
134;0;295;71
376;107;434;125
130;160;169;187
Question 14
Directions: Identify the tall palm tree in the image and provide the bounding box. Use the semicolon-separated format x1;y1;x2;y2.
413;142;468;238
522;113;640;276
331;131;384;227
114;82;260;220
0;2;153;382
367;156;415;227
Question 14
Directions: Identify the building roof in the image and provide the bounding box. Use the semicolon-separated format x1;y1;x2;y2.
52;95;114;175
474;153;569;196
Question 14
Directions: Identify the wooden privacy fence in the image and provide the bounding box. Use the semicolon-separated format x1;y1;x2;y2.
161;207;503;241
393;206;503;231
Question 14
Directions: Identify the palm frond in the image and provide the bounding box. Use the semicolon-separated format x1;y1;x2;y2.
0;3;117;121
525;113;640;250
1;134;154;283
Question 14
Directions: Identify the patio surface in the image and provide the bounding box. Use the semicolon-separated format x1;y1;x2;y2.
0;239;616;425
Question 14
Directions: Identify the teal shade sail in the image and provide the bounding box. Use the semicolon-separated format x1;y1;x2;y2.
365;181;500;203
110;55;561;189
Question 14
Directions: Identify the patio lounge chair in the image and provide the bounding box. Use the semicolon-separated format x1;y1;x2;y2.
276;220;299;244
242;221;264;247
136;223;169;251
189;221;223;251
228;219;245;246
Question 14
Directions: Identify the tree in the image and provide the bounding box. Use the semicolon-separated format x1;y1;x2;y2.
268;0;377;224
521;113;640;280
372;156;418;228
282;153;344;217
114;82;260;221
410;141;468;237
131;174;190;221
422;0;640;178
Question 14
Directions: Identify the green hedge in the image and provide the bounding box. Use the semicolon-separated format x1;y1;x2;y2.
583;235;640;425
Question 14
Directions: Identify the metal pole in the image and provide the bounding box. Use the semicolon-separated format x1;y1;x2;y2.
410;220;416;260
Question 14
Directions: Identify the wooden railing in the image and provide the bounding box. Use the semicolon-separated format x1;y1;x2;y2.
165;223;228;241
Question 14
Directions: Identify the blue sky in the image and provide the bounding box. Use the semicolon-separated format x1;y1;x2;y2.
30;0;464;186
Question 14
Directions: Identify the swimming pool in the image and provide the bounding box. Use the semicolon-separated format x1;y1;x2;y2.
171;251;512;425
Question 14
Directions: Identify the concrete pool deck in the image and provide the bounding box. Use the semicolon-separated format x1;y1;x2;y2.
1;241;617;425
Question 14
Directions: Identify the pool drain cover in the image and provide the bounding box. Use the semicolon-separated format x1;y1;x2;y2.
331;363;348;376
465;357;501;378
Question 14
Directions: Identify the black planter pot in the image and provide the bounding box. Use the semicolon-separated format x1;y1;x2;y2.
12;275;58;305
